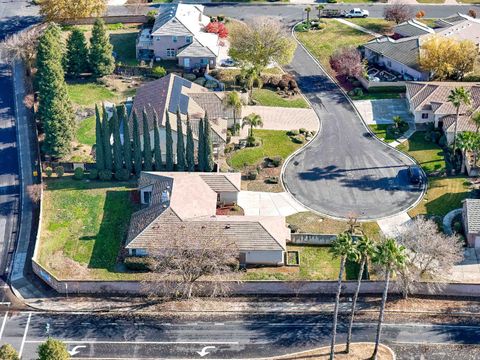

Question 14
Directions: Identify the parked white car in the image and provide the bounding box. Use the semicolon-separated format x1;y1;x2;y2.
344;8;369;18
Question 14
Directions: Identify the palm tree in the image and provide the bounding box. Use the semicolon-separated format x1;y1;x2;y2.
316;5;325;18
329;232;356;360
472;111;480;133
392;115;402;129
345;235;375;354
241;66;262;100
242;113;263;138
305;6;312;23
371;238;407;360
223;91;244;135
448;87;471;167
457;131;480;172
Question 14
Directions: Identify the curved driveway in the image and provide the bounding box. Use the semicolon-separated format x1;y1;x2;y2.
282;43;423;220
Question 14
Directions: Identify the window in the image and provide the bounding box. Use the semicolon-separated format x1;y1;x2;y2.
422;113;429;119
143;190;152;204
185;36;192;43
172;36;177;43
166;48;176;57
200;58;208;64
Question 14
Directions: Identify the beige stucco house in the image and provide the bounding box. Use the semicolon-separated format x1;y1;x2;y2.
136;4;219;69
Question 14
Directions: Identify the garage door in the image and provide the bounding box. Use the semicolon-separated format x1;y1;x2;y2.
475;236;480;248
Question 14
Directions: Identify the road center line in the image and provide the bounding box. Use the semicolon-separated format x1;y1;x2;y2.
0;311;8;340
19;312;32;358
24;340;240;345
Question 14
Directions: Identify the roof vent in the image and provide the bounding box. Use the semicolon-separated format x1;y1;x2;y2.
225;225;231;229
161;190;170;203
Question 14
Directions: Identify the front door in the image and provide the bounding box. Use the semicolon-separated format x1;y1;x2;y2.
184;58;190;68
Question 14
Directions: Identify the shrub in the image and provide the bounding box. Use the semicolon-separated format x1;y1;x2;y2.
289;224;300;233
193;77;206;86
147;10;158;25
287;129;299;136
439;135;448;148
327;0;337;4
299;128;307;134
353;88;363;97
88;168;99;180
246;135;257;147
98;170;112;181
291;135;304;144
151;66;166;78
54;166;64;178
265;176;279;184
114;168;130;181
184;73;197;81
205;21;228;38
247;170;257;180
45;167;53;177
124;256;152;271
73;167;84;180
205;80;218;89
271;156;283;167
0;343;19;360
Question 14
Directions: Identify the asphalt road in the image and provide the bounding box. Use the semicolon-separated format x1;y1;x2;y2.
0;312;478;359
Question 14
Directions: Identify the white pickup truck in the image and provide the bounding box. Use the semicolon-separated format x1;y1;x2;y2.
344;8;369;18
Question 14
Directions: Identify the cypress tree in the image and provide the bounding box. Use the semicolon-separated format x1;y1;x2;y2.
165;111;174;171
142;109;153;171
176;108;186;171
186;114;195;172
112;107;123;173
94;104;105;171
132;110;142;175
89;18;115;77
153;109;163;171
204;114;214;172
65;28;89;77
197;117;205;172
120;105;132;174
102;104;113;171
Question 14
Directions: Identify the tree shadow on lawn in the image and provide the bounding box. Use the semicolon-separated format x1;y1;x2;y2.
45;176;136;191
109;32;138;65
422;186;471;218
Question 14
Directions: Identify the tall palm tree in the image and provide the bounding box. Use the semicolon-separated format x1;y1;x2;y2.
316;5;325;18
241;66;262;100
329;232;356;360
448;87;471;166
371;238;407;360
305;6;312;23
242;113;263;138
345;235;375;354
223;91;244;135
457;131;480;172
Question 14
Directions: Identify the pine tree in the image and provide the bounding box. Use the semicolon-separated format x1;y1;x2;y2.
142;109;153;171
197;117;205;172
89;18;115;77
102;104;113;171
112;106;123;173
204;113;214;172
132;110;142;175
176;108;186;171
186;114;195;172
153;109;163;171
120;105;132;174
94;104;105;171
65;28;89;77
165;111;174;171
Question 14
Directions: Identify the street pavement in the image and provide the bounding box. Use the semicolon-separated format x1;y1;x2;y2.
0;312;478;359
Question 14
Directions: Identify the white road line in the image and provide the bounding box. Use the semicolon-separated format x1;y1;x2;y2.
392;340;479;346
0;311;8;340
25;340;240;345
19;312;32;358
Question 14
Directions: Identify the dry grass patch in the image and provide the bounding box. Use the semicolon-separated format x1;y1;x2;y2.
272;343;394;360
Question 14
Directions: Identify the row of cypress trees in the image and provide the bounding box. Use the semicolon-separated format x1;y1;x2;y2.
95;105;215;178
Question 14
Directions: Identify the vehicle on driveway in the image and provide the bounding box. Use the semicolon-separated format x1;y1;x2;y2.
408;165;423;185
319;8;369;18
344;8;369;18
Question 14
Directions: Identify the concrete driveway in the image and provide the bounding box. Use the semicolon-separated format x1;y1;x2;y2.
238;191;305;217
354;99;413;125
282;43;424;220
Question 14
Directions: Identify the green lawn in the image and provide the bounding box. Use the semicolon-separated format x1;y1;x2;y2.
397;131;445;174
109;31;138;66
252;89;309;109
67;82;116;107
38;177;136;280
77;116;96;146
351;92;403;100
408;177;471;218
369;124;395;143
347;18;394;34
295;19;376;74
228;130;302;169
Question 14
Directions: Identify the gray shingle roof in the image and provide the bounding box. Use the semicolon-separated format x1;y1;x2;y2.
188;92;234;120
176;38;216;58
464;199;480;234
363;36;421;71
393;21;433;37
199;174;240;192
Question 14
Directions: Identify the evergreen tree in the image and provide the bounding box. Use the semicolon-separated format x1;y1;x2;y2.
65;28;89;77
153;109;162;171
197;117;205;172
186;114;195;172
112;106;123;173
120;105;132;174
0;344;19;360
132;110;142;175
142;108;153;171
37;338;69;360
102;104;113;171
176;108;186;171
204;114;214;172
37;24;75;157
89;18;115;77
94;104;105;171
165;111;174;171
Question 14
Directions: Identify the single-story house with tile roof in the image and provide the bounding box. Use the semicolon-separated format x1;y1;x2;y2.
463;199;480;248
126;172;289;266
128;73;235;162
406;81;480;143
136;4;219;69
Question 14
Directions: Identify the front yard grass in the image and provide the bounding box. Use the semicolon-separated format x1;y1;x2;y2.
38;177;137;280
397;131;445;174
347;18;394;34
252;89;309;109
369;124;395;143
228;130;302;169
77;116;96;146
408;177;471;218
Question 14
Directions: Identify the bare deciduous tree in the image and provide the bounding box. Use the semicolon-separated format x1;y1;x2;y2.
384;2;414;25
143;224;239;299
396;216;464;298
330;47;364;78
27;184;43;204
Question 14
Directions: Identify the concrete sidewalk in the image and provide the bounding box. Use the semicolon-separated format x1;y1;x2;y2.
377;212;412;237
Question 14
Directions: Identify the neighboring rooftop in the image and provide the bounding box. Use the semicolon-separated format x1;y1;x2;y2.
363;37;421;71
464;198;480;233
393;19;434;37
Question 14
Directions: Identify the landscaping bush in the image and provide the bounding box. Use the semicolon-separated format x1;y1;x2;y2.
287;129;299;136
147;10;158;26
114;168;130;181
73;167;84;180
54;166;64;178
327;0;337;3
205;80;218;89
247;170;257;180
299;128;307;135
246;135;257;147
291;135;304;144
439;135;448;148
124;256;152;271
288;224;300;233
184;73;197;82
151;66;166;78
271;156;283;167
88;169;99;180
353;88;363;97
45;167;53;178
265;176;279;184
193;77;206;86
98;170;112;181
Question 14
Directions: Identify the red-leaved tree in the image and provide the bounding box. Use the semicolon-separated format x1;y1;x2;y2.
329;47;363;78
205;21;229;39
